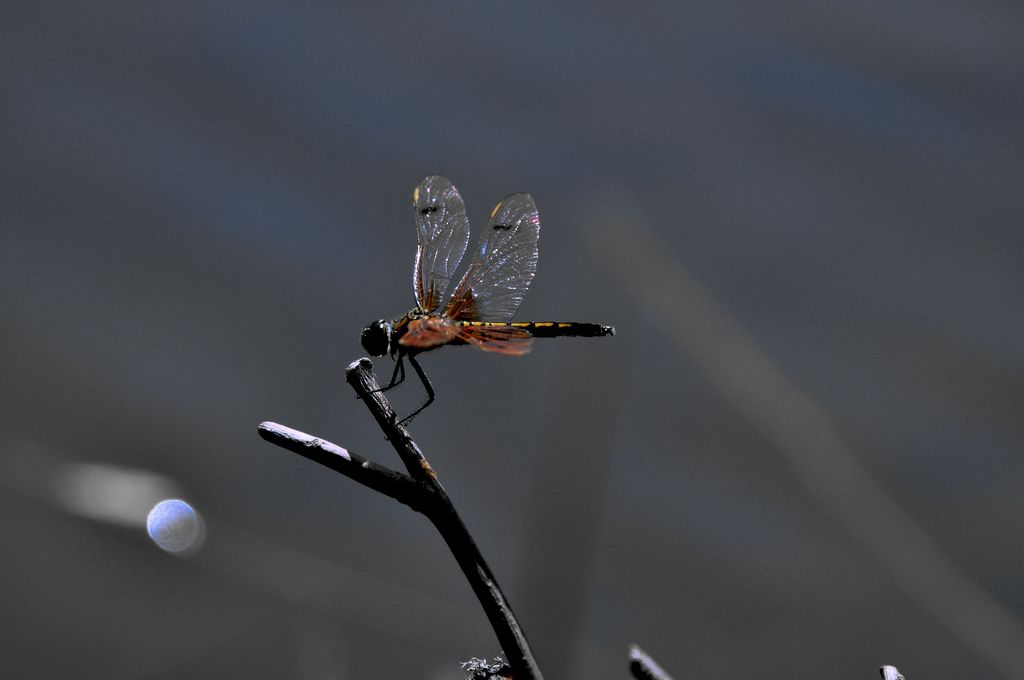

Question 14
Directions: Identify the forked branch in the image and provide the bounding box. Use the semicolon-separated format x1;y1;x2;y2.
259;358;542;680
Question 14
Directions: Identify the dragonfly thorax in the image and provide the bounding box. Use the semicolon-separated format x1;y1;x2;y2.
360;319;393;357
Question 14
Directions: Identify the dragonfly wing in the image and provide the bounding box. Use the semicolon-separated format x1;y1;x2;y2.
444;192;540;322
399;316;460;349
458;324;533;355
413;176;471;313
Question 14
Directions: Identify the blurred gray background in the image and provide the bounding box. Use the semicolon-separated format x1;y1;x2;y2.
2;2;1023;679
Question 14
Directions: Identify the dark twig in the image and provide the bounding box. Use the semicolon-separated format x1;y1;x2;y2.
345;358;435;481
629;645;676;680
259;358;543;680
257;422;429;510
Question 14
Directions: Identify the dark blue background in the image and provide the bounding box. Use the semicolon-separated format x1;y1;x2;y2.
3;2;1023;678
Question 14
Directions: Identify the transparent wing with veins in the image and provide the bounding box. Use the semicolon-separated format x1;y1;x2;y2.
443;192;540;322
412;176;471;313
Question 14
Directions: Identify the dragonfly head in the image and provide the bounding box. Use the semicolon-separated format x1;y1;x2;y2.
361;319;393;357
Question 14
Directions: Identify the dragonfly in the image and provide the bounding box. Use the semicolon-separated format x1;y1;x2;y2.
361;175;615;424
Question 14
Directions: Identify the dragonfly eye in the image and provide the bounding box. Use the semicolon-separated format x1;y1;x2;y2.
360;320;391;357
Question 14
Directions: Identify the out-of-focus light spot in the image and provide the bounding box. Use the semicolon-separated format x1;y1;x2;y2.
147;499;205;555
51;463;181;527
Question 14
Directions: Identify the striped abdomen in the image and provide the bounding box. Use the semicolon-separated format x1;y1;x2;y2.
460;321;615;338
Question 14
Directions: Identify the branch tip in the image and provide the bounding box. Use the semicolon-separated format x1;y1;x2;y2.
629;645;675;680
346;356;374;376
257;421;287;440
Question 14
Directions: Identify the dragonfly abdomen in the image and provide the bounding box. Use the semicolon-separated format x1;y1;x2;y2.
461;321;615;338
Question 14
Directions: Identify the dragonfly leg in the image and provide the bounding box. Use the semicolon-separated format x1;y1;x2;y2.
385;356;405;390
368;356;405;395
398;354;435;426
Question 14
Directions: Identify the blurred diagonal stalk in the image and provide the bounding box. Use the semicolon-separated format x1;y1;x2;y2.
587;204;1024;678
259;358;543;680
